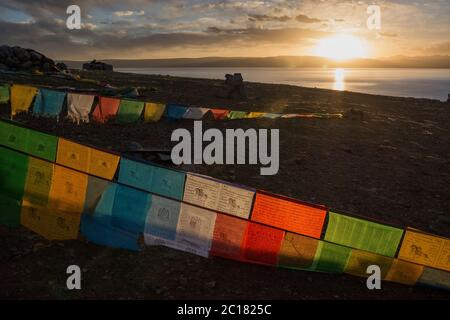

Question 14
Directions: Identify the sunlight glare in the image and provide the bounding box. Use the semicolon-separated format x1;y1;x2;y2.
333;68;345;91
315;34;367;61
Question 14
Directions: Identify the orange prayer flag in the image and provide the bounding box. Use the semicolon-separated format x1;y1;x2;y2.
48;165;88;214
250;191;327;239
56;138;120;180
92;96;120;123
241;222;284;266
210;109;229;120
385;259;424;286
210;213;248;261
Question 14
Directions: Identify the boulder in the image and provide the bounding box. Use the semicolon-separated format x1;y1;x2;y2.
0;45;58;73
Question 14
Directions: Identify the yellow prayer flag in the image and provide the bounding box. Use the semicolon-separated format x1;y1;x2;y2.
56;138;90;172
23;157;54;206
11;85;38;117
21;200;81;240
48;165;88;214
246;112;265;119
56;138;120;180
144;102;166;122
398;230;450;272
385;259;424;285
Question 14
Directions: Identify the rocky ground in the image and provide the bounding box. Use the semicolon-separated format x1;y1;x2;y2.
0;70;449;299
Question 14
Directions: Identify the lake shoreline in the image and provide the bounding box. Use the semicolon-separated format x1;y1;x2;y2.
114;67;450;101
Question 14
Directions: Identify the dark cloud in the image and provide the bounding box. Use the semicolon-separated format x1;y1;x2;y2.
248;14;291;22
295;14;322;23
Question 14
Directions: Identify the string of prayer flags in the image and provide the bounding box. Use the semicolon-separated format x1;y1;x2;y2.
118;157;185;200
417;267;450;291
47;165;88;214
0;120;58;162
21;199;81;240
210;109;229;120
344;249;393;278
183;173;255;219
22;157;54;206
10;84;38;117
0;83;10;103
397;229;450;272
111;184;151;234
80;182;141;251
241;222;284;266
312;241;352;274
227;111;248;120
385;259;424;285
251;191;326;239
56;138;120;180
32;88;66;119
143;102;166;122
117;99;145;124
277;232;319;270
324;211;404;257
164;104;189;120
210;213;248;261
183;107;210;120
91;96;120;123
67;93;95;124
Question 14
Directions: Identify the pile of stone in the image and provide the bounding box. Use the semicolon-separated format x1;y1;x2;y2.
0;45;58;73
82;59;113;71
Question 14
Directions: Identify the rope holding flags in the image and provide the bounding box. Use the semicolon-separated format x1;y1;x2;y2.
0;116;449;291
0;82;344;123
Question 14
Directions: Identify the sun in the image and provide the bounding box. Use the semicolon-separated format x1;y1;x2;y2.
314;34;367;61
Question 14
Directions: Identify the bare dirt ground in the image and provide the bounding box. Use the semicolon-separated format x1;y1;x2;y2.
0;70;449;299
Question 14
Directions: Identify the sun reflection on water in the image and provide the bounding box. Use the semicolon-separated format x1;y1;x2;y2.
333;68;345;91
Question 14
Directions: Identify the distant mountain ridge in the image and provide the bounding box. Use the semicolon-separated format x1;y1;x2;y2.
63;55;450;69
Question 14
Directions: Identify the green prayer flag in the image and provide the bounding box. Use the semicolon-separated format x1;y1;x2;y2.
313;241;352;274
0;84;10;104
117;100;145;123
0;120;58;161
0;194;22;227
26;129;58;162
227;111;248;120
0;146;29;200
325;211;404;257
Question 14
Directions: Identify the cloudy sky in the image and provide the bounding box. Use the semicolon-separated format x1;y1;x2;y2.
0;0;449;60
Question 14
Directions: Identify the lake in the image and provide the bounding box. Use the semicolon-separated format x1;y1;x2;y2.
116;67;450;101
